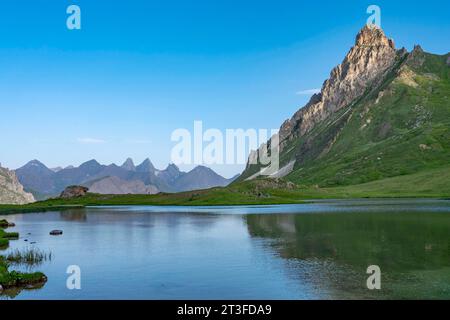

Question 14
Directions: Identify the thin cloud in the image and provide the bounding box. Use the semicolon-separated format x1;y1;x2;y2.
296;88;321;95
77;137;106;144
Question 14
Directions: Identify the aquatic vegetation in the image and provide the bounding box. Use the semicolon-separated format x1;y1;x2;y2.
5;248;52;266
0;220;48;293
0;229;17;249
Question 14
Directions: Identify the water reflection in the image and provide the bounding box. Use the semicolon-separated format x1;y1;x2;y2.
0;202;449;300
246;212;450;299
60;210;87;222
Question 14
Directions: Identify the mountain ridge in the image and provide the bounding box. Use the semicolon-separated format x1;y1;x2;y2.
239;25;450;188
15;158;236;199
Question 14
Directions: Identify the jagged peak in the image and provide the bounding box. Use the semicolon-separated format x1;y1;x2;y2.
27;159;47;167
355;24;395;49
413;44;423;52
136;158;155;172
166;163;180;172
79;159;102;169
121;158;136;171
19;159;50;171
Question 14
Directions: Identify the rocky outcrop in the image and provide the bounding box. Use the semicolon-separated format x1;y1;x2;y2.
278;25;400;151
59;186;89;199
0;165;35;204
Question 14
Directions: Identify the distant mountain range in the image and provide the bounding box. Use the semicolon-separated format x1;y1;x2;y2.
15;158;238;200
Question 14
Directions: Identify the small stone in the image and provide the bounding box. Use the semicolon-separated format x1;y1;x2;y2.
50;230;63;236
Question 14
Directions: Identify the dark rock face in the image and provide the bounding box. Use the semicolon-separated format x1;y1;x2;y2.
59;186;89;199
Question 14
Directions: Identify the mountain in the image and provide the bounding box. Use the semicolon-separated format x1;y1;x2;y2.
15;160;56;196
16;158;235;198
121;158;136;171
156;164;183;185
135;158;155;173
172;166;235;192
0;164;35;204
239;25;450;188
85;176;159;195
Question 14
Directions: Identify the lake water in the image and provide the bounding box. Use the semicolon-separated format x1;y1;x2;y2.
1;199;450;300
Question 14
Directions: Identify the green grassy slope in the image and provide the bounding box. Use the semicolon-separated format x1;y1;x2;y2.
287;51;450;187
237;50;450;194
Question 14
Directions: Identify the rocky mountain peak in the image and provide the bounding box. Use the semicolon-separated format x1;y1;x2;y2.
18;160;54;176
136;158;155;172
278;25;399;149
25;159;48;169
121;158;136;171
166;163;180;174
355;25;395;49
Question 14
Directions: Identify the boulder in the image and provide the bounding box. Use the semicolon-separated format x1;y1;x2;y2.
59;186;89;199
0;219;14;228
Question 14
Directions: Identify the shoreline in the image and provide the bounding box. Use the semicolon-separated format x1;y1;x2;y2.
1;195;450;215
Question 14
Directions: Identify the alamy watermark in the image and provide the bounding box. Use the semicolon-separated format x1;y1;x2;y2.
366;265;381;290
171;121;280;176
67;5;81;30
66;265;81;290
367;5;381;29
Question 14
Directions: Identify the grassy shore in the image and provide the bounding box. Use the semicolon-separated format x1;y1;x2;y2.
0;223;47;291
0;167;448;215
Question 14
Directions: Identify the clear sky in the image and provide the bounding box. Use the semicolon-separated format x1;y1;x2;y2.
1;0;449;178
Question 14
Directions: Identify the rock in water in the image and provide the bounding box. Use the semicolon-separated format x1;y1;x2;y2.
50;230;63;236
60;186;89;199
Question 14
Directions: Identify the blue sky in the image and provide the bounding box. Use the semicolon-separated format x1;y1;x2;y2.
1;0;449;177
